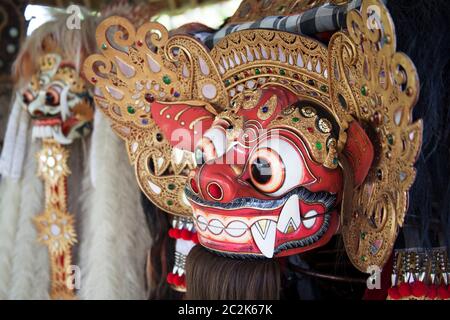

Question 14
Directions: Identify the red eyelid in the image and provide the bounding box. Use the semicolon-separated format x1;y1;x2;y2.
213;119;230;129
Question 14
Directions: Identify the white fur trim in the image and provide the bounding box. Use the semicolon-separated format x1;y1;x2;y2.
77;110;151;299
8;140;50;299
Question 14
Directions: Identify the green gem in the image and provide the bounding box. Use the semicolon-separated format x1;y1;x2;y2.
315;141;323;150
332;157;338;165
127;106;135;114
360;232;367;240
361;85;368;96
162;75;171;85
320;85;328;92
167;200;173;206
168;184;175;190
255;68;261;75
292;117;300;123
279;69;286;76
361;255;367;262
101;43;107;50
224;79;231;86
387;134;394;145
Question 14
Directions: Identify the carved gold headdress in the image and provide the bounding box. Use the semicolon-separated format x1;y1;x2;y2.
84;0;422;271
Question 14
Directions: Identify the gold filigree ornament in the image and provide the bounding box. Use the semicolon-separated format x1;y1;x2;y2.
84;17;228;216
84;0;422;272
34;139;77;299
328;0;422;272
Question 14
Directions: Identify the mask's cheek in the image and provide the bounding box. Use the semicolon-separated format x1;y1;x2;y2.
61;100;93;138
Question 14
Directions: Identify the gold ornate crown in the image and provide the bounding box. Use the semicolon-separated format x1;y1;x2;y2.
84;0;422;272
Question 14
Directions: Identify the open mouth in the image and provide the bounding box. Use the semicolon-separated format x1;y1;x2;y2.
32;116;62;126
31;119;73;144
185;186;336;258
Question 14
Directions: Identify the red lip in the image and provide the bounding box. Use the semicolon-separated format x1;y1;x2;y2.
33;117;62;126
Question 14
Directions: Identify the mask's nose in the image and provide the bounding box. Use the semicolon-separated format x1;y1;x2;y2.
188;162;265;203
189;164;237;202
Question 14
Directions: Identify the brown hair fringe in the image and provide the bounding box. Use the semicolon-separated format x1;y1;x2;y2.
185;245;281;300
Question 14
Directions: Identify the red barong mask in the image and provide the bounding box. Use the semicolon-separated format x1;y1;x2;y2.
84;0;422;272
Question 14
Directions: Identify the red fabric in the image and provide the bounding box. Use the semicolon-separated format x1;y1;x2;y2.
398;282;412;297
181;229;191;241
427;284;438;300
437;285;450;299
387;286;401;300
411;281;428;297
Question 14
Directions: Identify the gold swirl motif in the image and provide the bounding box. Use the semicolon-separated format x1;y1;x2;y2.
328;0;422;272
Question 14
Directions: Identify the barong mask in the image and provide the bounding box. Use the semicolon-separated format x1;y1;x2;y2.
23;52;93;145
84;0;422;272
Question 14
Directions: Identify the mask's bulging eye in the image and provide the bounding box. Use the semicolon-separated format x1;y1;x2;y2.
45;85;62;106
249;148;285;193
22;90;35;104
195;137;216;165
248;136;315;197
194;125;228;165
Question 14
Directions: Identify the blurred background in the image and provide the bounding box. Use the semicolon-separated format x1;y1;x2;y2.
0;0;241;153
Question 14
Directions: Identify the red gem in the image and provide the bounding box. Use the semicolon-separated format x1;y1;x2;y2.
293;73;299;80
267;68;272;74
144;93;155;103
91;77;97;83
307;127;314;133
136;40;143;46
170;87;174;94
244;71;249;77
190;178;199;193
207;182;223;200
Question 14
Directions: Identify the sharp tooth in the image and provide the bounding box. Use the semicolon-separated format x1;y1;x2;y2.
250;220;276;258
277;194;301;233
303;210;317;229
32;126;37;140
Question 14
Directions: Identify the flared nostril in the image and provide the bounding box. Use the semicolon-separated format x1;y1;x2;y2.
207;182;223;200
190;178;199;194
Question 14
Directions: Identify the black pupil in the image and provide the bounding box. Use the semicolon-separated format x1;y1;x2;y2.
46;92;57;106
195;148;205;166
23;94;30;104
251;157;272;184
